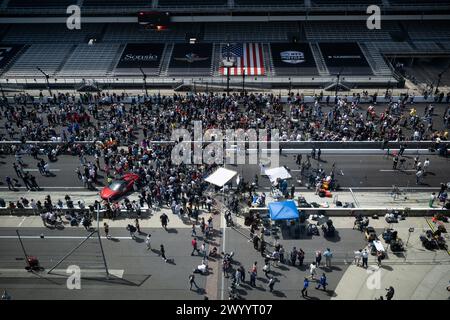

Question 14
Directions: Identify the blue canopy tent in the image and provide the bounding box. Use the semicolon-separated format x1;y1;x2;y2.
268;201;299;221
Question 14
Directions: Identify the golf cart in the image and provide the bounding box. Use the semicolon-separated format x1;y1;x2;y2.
365;226;377;242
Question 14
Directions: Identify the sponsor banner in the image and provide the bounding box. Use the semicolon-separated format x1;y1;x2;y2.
169;43;212;70
115;43;164;70
0;44;24;69
319;42;372;74
271;43;318;75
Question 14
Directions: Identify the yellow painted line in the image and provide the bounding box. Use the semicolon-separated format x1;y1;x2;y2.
425;217;450;255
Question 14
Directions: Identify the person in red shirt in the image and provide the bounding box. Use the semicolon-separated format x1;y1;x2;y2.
191;237;200;256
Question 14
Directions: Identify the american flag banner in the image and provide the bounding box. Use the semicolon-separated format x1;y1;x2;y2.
219;43;265;76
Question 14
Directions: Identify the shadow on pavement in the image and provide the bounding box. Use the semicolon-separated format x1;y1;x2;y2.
272;290;287;298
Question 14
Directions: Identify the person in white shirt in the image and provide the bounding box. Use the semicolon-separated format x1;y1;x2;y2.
423;158;430;174
354;249;362;266
145;234;152;250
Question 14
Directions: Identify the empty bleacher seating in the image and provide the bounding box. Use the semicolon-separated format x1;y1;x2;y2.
369;41;414;54
2;24;103;43
310;0;381;6
5;44;74;77
235;0;304;5
58;44;123;76
404;21;450;41
304;21;397;42
103;23;201;43
158;0;227;6
412;41;444;52
204;22;299;42
8;0;73;7
83;0;152;6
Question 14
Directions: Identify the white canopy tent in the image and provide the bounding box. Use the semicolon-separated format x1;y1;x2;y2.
205;167;238;187
264;166;292;183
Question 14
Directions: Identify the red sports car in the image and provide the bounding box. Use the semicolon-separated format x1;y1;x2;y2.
100;173;140;201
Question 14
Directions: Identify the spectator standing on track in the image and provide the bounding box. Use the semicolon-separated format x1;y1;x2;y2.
316;273;328;291
416;169;424;185
191;237;200;256
301;278;309;298
362;249;369;268
191;223;197;237
160;212;169;230
429;192;436;208
310;262;317;280
323;248;333;268
354;249;362;266
315;250;322;267
145;234;152;250
423;158;430;174
189;274;199;291
160;244;168;262
104;222;110;239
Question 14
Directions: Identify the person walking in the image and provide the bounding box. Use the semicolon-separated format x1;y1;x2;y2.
5;176;15;191
416;169;423;185
160;212;169;230
189;274;199;291
145;234;152;250
316;273;328;291
104;222;110;239
309;262;317;280
354;249;362;266
301;277;309;298
135;218;141;234
377;251;383;267
263;261;271;278
191;237;200;256
297;248;305;266
191;223;196;237
290;247;298;266
249;270;257;287
317;148;322;161
268;277;276;292
429;192;437;208
127;224;136;239
323;248;333;268
239;265;245;283
423;158;430;175
315;250;322;267
385;286;395;300
160;244;168;262
392;155;398;170
362;249;369;268
235;268;242;287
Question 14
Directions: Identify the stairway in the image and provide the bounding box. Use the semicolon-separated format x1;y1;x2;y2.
358;42;392;76
262;43;275;77
310;42;329;76
159;43;174;77
107;44;126;75
211;43;222;77
55;44;77;75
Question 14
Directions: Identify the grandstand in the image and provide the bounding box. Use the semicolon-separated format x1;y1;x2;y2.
0;1;449;91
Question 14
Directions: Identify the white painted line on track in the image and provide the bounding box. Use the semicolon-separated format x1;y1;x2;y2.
0;236;133;240
17;217;26;227
0;268;124;278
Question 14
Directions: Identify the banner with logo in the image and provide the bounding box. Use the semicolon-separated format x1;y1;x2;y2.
0;44;24;69
319;42;372;75
115;43;164;74
271;43;318;75
168;43;212;75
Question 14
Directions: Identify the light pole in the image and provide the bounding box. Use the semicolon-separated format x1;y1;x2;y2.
335;72;340;99
242;67;246;93
36;66;52;97
289;77;292;96
139;67;148;97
